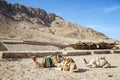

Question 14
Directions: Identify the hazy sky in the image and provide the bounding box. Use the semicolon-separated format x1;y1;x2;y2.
7;0;120;40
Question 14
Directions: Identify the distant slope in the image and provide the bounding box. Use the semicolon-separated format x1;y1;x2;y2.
0;0;109;44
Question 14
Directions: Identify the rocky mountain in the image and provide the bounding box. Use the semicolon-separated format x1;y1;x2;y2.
0;0;109;44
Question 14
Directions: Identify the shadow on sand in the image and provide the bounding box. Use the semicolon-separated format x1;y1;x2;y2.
5;58;21;61
109;66;118;68
75;68;89;73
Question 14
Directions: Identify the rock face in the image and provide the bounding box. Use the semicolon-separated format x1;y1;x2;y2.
0;0;54;26
0;0;109;44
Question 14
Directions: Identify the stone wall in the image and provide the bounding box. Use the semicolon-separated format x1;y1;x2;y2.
0;42;8;51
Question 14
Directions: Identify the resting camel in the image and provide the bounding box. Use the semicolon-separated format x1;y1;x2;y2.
83;56;111;68
31;54;79;72
31;54;63;68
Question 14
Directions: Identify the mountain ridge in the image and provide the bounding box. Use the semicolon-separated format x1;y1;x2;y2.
0;0;109;44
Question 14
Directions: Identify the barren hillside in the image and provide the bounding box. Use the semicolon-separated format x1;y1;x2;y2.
0;0;109;44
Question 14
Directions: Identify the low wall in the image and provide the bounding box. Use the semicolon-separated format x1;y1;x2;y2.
3;41;68;49
1;50;120;58
2;51;62;58
114;50;120;54
62;51;91;56
93;50;111;54
0;42;8;51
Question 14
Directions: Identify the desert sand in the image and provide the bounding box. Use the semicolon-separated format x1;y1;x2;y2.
0;54;120;80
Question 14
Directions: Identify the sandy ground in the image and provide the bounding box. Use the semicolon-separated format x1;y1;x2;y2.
0;54;120;80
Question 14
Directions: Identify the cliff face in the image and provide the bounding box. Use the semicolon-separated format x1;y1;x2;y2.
0;0;108;44
0;0;58;26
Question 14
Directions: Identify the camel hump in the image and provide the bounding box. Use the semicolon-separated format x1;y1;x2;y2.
31;56;37;62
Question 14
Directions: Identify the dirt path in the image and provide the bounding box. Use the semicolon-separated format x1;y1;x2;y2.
0;54;120;80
